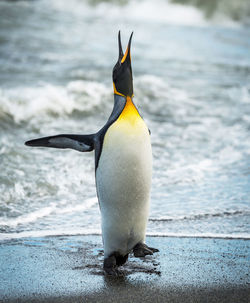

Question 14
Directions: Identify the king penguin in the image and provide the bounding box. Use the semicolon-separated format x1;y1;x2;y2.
25;32;158;276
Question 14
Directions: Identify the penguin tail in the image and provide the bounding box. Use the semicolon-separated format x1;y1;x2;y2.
25;134;95;152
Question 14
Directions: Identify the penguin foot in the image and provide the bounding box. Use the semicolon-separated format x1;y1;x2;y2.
103;253;126;276
133;243;159;257
116;253;128;266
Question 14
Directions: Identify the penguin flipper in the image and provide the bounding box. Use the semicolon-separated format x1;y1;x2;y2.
25;134;95;152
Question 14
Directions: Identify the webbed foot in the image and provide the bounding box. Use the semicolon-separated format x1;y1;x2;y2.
103;253;127;276
133;243;159;257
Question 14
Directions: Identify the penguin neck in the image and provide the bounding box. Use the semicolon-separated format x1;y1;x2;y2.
116;96;141;125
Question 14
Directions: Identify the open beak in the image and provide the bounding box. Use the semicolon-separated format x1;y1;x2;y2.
119;31;133;64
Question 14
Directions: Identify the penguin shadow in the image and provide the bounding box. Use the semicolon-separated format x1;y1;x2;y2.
124;253;161;276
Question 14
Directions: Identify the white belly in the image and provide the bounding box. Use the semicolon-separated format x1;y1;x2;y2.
96;117;152;257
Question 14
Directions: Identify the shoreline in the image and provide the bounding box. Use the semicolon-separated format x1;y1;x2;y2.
1;235;249;302
1;231;250;241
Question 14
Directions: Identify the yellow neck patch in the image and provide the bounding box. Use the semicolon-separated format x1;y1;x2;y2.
117;96;141;125
103;96;147;147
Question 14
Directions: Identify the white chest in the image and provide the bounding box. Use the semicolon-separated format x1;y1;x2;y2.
97;115;152;205
96;113;152;256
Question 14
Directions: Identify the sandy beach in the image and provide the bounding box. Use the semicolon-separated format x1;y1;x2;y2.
0;235;249;302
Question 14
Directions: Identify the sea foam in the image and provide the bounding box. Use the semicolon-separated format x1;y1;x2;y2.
0;81;108;125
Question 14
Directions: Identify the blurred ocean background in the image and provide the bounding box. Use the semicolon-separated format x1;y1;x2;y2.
0;0;250;240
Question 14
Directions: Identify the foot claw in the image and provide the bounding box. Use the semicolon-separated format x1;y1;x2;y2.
133;243;159;258
148;247;159;253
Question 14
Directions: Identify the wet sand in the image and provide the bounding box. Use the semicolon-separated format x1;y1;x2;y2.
0;235;249;302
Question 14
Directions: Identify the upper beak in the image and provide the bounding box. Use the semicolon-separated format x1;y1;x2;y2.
118;31;124;61
118;31;133;64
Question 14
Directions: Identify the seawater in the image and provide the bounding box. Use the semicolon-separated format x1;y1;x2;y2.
0;0;250;240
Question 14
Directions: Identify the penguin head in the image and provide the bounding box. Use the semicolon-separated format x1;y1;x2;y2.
113;31;133;98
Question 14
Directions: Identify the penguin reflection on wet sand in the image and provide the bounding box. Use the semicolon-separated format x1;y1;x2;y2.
25;32;159;276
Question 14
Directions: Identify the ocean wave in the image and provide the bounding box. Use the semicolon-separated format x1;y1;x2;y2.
170;0;250;25
0;81;108;125
49;0;250;26
51;0;207;26
149;210;250;222
0;197;98;228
